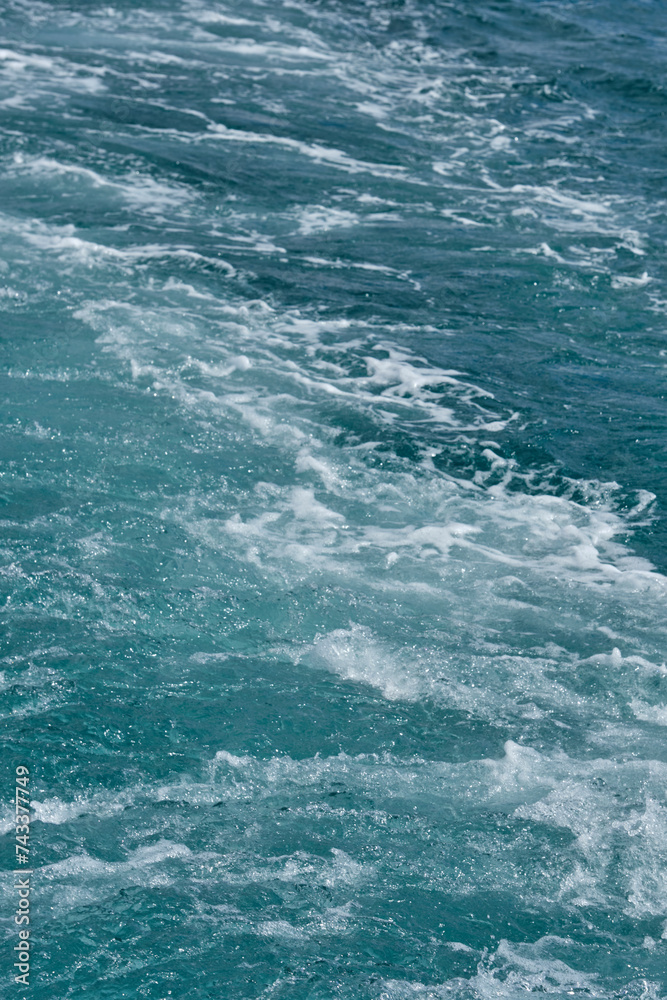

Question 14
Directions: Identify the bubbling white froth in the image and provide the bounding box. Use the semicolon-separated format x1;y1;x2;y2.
57;283;667;748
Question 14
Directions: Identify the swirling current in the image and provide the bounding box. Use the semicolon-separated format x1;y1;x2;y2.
1;1;667;997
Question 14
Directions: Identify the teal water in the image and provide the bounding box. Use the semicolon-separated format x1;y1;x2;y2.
1;1;667;997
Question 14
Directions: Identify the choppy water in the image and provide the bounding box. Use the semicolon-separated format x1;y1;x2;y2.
1;1;667;997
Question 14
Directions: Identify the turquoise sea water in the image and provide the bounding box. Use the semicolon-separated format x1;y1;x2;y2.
2;1;667;997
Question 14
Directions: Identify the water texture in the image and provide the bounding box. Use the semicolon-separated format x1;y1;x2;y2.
1;1;667;997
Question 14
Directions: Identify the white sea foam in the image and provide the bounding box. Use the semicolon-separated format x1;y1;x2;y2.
0;214;236;276
7;154;196;217
62;289;667;672
294;206;361;235
0;47;106;100
630;700;667;725
612;272;652;289
15;743;649;835
381;938;601;998
1;739;663;958
207;123;412;180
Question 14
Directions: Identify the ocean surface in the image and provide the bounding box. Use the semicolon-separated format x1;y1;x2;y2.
1;1;667;997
